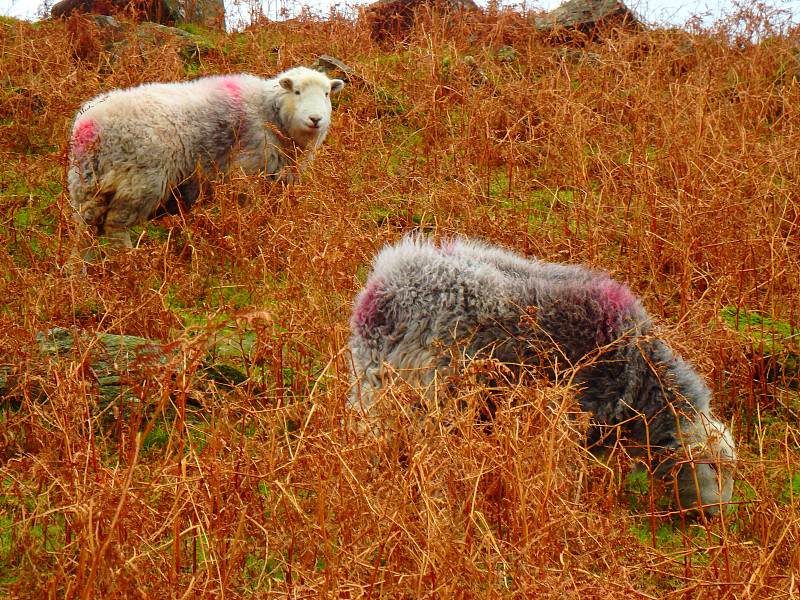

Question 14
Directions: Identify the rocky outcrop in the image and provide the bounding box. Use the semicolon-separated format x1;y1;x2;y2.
51;0;224;30
1;328;252;427
311;55;355;83
310;54;406;117
66;14;215;66
364;0;479;42
361;0;640;43
534;0;642;38
133;21;216;62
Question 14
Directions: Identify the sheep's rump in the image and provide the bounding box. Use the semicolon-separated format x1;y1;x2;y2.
348;236;737;514
68;75;261;233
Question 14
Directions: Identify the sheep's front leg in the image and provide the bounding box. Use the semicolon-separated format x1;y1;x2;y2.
64;221;95;275
106;227;133;250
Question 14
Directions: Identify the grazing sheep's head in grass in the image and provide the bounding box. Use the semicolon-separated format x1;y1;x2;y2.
663;413;737;516
349;235;737;517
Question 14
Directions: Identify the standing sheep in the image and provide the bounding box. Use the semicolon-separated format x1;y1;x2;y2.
349;236;737;516
66;67;344;264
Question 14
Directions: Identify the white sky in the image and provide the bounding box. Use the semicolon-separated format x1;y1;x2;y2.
0;0;798;30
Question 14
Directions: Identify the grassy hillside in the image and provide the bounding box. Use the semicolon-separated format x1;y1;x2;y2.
1;6;799;598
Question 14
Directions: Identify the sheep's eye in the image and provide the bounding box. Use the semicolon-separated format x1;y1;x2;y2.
325;92;329;97
295;90;300;96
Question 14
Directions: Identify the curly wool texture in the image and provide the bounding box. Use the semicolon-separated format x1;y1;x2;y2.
67;67;344;240
349;236;737;516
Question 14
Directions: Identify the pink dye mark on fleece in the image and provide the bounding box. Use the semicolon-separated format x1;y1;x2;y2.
438;239;456;254
596;279;636;326
71;118;97;157
351;277;385;335
218;77;244;112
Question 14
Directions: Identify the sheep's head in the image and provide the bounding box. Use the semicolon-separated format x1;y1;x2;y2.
278;67;345;148
665;413;737;517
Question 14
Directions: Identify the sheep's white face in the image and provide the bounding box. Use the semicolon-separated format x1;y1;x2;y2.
675;414;737;516
279;72;345;148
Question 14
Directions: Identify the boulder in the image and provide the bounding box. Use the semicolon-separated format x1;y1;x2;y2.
534;0;642;38
133;21;216;62
1;328;252;427
557;47;601;65
311;55;355;83
441;54;487;87
311;54;405;116
162;0;224;29
67;14;216;66
51;0;224;30
364;0;479;42
463;55;487;85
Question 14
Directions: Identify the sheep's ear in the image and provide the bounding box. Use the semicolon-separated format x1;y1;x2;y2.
330;79;345;94
279;77;294;92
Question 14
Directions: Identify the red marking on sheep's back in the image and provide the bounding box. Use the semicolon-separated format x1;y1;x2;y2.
438;239;456;254
351;277;385;335
72;118;97;156
218;77;244;111
596;279;636;325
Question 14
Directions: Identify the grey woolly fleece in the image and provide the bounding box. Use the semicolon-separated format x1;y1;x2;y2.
349;235;736;516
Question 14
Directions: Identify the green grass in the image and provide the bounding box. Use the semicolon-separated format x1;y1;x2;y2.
720;306;800;386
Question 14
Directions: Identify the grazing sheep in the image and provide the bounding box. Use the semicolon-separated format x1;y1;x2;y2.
349;236;737;516
66;67;344;263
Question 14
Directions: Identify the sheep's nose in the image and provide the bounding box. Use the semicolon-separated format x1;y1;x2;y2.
309;116;321;127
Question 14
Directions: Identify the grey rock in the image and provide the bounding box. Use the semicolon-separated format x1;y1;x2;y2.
26;328;252;422
36;328;173;414
50;0;91;18
133;21;216;62
441;54;486;87
51;0;224;30
364;0;480;42
90;14;122;28
311;55;354;82
496;45;516;63
534;0;642;36
162;0;187;23
84;20;215;67
162;0;224;29
558;47;601;65
463;55;487;85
